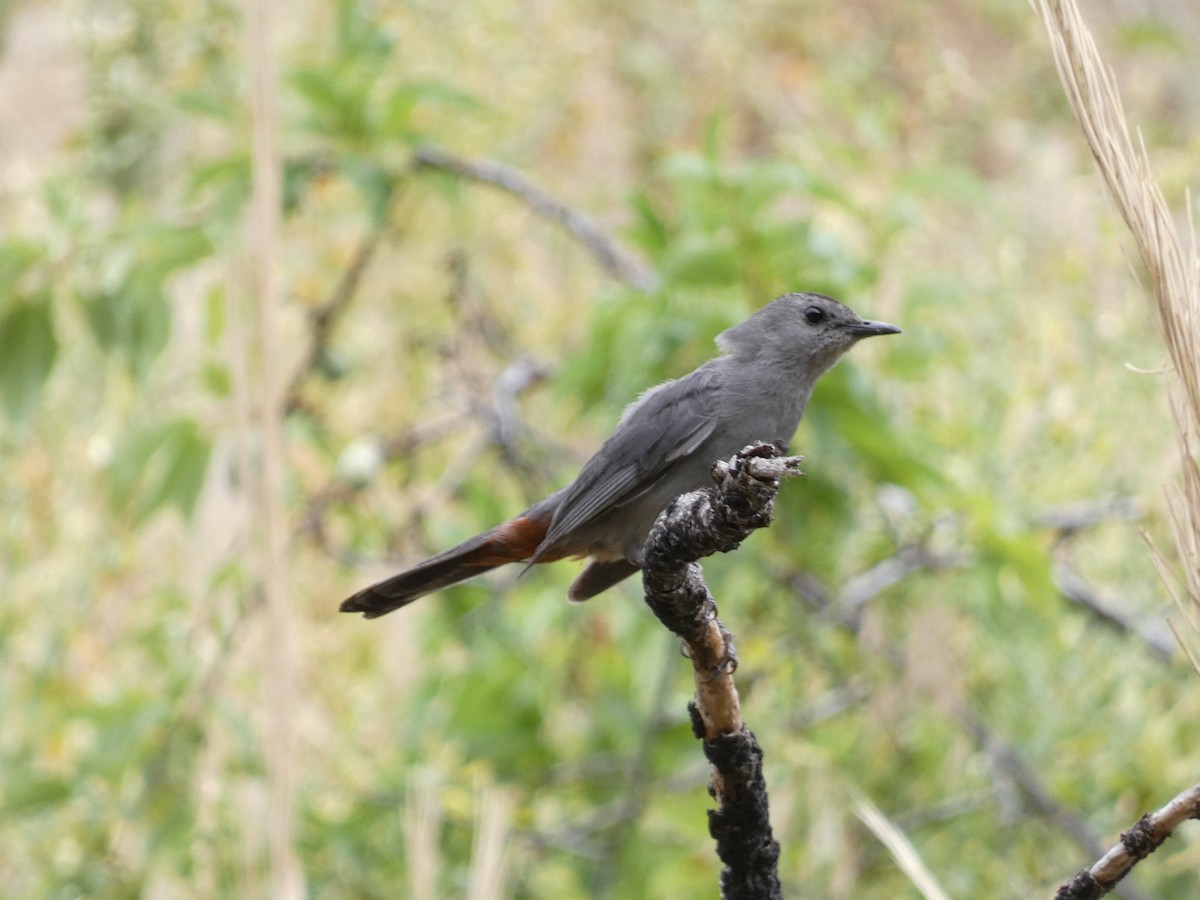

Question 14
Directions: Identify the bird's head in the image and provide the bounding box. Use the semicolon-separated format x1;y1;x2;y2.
717;292;901;377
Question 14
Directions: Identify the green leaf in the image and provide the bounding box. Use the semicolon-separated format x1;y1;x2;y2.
334;0;394;61
0;299;58;423
1114;19;1187;53
80;225;209;381
660;151;718;186
173;87;236;122
189;155;252;222
627;191;670;256
339;157;395;224
0;776;73;814
108;418;213;522
203;284;226;347
283;157;325;213
140;225;213;278
661;234;740;286
289;68;370;139
0;239;42;298
380;80;479;138
201;361;231;397
289;69;354;117
82;281;170;381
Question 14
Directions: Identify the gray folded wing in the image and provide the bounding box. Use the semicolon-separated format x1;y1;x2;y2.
532;362;723;559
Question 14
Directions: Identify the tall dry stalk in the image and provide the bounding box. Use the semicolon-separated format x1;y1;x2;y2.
1033;1;1200;892
248;0;302;894
466;780;514;900
1034;0;1200;664
404;771;443;900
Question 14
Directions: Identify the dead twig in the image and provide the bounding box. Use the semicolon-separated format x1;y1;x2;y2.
1055;783;1200;900
294;412;462;549
285;186;397;416
957;708;1152;900
1037;498;1140;537
1051;560;1176;662
1038;497;1173;662
414;144;659;292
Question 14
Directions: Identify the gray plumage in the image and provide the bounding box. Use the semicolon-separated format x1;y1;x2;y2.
341;292;899;617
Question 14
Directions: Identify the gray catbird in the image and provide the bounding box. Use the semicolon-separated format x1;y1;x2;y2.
341;292;900;618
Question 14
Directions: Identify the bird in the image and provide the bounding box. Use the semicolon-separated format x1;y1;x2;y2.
341;292;900;619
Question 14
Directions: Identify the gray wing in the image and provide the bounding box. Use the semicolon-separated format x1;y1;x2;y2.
534;362;723;558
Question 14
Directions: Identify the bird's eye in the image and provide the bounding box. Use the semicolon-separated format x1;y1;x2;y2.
804;307;825;324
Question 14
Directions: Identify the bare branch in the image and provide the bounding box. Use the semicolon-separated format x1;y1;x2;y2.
836;544;967;626
1037;497;1140;537
1051;560;1176;662
294;412;462;549
642;442;803;899
957;710;1155;900
414;144;659;292
958;709;1108;858
285;189;396;416
789;680;870;730
1055;783;1200;899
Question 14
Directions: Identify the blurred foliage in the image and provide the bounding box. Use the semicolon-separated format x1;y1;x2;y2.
2;0;1200;897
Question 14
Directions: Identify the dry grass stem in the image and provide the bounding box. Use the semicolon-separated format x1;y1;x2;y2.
248;0;302;894
467;781;514;900
1034;0;1200;661
850;789;951;900
404;771;443;900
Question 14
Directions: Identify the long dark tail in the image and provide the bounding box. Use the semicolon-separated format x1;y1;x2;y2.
339;514;553;619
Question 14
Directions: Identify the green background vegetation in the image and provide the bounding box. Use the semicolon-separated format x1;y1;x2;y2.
2;0;1198;896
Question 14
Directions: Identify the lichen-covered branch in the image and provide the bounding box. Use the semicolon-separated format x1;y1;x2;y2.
641;442;803;900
